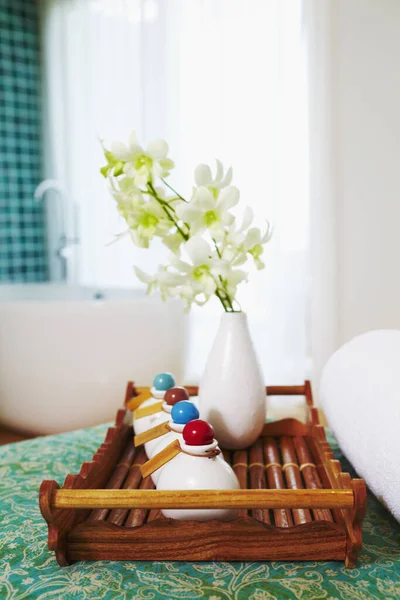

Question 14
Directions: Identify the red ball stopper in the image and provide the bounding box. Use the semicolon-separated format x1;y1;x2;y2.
183;419;215;446
164;386;190;406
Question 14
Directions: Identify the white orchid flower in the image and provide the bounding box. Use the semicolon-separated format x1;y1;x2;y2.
111;186;143;219
176;186;239;234
134;266;159;295
225;266;248;295
217;207;254;263
134;266;182;300
108;173;184;250
169;236;225;297
219;211;272;269
101;132;273;313
171;237;246;310
244;224;273;270
117;195;171;248
110;131;175;186
194;159;232;198
135;235;250;311
162;232;184;255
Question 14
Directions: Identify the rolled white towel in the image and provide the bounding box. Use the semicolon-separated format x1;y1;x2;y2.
320;329;400;522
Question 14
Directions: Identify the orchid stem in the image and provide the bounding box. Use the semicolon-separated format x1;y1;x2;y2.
215;289;229;312
147;182;189;241
212;238;236;311
161;178;187;202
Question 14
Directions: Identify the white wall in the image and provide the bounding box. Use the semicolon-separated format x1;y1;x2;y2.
333;0;400;343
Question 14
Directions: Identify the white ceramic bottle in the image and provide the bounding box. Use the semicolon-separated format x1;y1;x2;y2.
199;312;266;449
156;419;240;521
133;372;175;437
149;400;199;483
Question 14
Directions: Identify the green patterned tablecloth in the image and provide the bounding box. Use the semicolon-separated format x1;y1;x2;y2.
0;424;399;600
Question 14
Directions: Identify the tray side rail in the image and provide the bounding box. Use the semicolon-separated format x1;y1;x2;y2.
307;425;367;568
39;409;131;566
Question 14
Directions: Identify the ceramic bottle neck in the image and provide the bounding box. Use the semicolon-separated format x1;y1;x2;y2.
180;439;219;456
169;420;185;433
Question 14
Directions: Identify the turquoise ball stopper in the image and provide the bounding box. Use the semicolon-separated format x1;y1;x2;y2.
153;372;175;391
171;401;199;425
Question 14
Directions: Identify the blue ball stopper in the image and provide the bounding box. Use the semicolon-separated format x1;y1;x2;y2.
153;372;175;391
171;401;200;425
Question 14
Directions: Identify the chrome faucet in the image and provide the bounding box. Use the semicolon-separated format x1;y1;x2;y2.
34;179;80;281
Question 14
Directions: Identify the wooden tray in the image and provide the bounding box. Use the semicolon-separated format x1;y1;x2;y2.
39;381;366;567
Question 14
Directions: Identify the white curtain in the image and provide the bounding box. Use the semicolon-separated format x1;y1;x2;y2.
40;0;310;384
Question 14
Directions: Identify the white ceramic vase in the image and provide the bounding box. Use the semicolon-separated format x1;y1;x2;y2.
199;312;266;449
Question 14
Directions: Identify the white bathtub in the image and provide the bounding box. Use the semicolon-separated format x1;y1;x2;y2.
0;284;186;435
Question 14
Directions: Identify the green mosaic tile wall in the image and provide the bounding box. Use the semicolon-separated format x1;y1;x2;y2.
0;0;48;281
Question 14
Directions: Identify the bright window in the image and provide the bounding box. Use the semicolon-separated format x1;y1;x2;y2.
40;0;310;383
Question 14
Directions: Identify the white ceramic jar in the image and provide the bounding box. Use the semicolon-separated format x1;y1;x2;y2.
145;400;199;467
156;420;240;521
133;372;175;436
145;420;186;473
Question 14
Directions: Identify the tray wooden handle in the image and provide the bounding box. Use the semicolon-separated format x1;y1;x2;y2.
50;488;354;510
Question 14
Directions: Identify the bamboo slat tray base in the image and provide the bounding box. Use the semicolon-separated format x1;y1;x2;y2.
39;381;366;568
